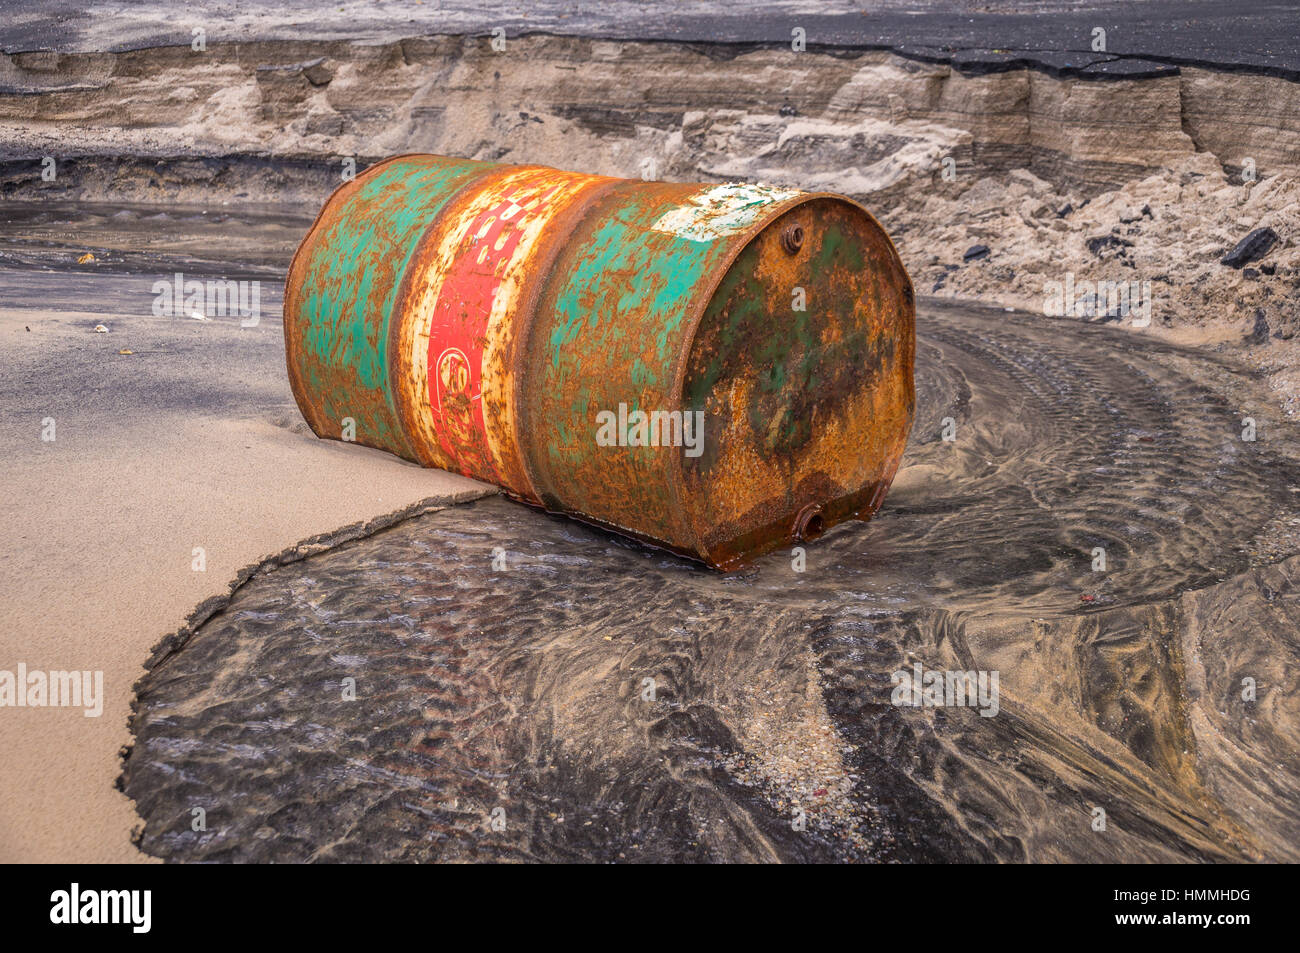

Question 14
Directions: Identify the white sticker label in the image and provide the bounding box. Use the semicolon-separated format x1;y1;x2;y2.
650;183;802;243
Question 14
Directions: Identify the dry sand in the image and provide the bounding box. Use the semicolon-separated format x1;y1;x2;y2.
0;298;493;862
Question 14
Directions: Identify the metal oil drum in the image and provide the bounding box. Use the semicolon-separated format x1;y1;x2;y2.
284;154;915;569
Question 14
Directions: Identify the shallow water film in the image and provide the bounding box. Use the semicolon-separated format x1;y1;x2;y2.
123;301;1300;862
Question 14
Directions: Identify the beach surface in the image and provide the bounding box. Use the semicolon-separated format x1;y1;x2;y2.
3;0;1300;863
0;250;492;863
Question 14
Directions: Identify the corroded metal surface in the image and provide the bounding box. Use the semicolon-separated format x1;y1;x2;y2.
284;155;915;569
284;154;498;457
390;164;615;500
680;198;915;568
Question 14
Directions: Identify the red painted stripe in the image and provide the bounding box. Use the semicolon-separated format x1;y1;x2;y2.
426;180;566;479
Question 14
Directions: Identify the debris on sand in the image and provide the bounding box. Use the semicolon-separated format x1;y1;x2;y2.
1221;226;1280;268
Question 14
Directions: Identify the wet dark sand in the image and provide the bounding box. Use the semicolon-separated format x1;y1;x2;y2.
121;301;1300;863
0;200;306;279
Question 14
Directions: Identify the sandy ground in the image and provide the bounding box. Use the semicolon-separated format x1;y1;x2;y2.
3;2;1297;863
0;281;493;863
882;154;1300;416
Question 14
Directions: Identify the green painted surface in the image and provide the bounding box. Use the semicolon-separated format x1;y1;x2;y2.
685;217;883;461
293;155;492;456
542;193;745;476
524;183;806;546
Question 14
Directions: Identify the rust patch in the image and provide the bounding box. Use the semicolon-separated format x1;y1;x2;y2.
285;158;914;570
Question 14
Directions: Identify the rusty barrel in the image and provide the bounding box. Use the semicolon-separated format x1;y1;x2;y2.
284;154;915;570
